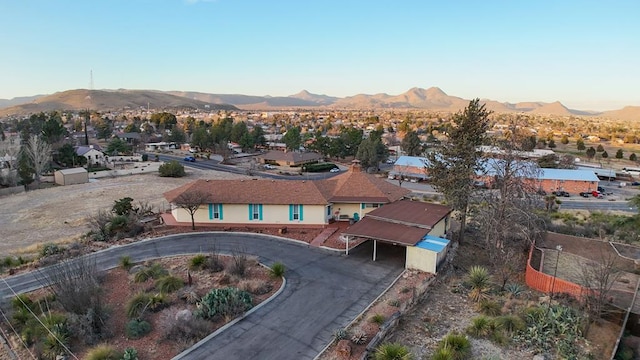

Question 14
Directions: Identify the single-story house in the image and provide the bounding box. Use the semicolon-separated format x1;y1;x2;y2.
257;150;323;167
341;199;452;273
54;167;89;186
145;142;179;151
388;156;429;182
76;145;106;167
163;162;411;227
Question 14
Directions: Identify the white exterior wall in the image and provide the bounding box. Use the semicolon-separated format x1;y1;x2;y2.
429;217;449;237
333;203;361;220
406;247;438;273
171;203;327;225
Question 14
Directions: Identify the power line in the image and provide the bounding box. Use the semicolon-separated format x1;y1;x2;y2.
0;305;36;359
0;278;79;360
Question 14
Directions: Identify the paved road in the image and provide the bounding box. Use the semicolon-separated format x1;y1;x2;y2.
0;233;403;360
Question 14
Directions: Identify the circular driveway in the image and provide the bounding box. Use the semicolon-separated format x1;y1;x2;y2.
1;232;404;360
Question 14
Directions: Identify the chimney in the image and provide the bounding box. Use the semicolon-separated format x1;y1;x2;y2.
350;159;361;172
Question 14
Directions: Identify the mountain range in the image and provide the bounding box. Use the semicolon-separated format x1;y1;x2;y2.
0;87;638;121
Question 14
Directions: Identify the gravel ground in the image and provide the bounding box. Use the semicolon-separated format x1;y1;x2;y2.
0;168;248;256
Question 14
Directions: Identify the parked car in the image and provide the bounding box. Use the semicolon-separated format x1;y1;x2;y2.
264;164;276;170
579;192;591;198
632;181;640;186
552;190;570;197
597;186;605;193
592;191;603;198
330;167;340;173
183;156;196;162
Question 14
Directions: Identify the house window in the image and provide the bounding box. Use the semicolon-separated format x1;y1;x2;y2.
327;206;332;216
289;204;304;221
209;203;223;220
249;204;263;220
362;203;381;208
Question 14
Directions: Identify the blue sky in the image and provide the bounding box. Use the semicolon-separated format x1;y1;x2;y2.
1;0;638;111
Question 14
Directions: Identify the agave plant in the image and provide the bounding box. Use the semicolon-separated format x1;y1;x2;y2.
466;266;492;302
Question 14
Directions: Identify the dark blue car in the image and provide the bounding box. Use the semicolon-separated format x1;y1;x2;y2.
184;156;196;162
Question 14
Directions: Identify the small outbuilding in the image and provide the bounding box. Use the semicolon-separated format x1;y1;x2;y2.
406;235;450;274
54;167;89;186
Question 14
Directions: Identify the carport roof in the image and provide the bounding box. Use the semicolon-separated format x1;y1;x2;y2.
341;217;430;246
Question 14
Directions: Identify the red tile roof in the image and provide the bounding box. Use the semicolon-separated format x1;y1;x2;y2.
341;217;429;246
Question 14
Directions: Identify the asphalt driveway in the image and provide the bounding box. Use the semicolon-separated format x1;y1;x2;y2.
0;233;404;360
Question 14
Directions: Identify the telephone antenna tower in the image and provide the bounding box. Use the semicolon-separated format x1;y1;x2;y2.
89;70;94;90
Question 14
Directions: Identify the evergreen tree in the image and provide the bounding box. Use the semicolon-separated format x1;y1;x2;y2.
615;149;624;159
401;130;423;156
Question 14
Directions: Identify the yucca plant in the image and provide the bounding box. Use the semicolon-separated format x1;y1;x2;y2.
495;315;525;334
119;256;133;270
350;330;367;345
466;315;492;337
373;343;413;360
85;344;123;360
438;332;470;359
155;275;184;293
270;262;286;278
370;314;386;325
431;344;455;360
477;299;502;316
466;265;491;302
189;254;207;270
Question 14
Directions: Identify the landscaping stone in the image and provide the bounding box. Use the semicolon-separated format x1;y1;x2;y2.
336;340;351;360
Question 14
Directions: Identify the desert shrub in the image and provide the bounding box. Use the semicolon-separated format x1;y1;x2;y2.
122;347;138;360
159;160;185;177
39;243;62;257
373;343;413;360
85;344;123;360
504;282;525;298
189;254;207;270
466;265;491;302
119;256;133;270
495;315;525;334
197;287;253;321
431;345;455;360
466;316;493;337
238;279;272;295
41;321;71;360
351;330;367;345
270;262;285;278
477;299;502;316
133;263;168;282
207;253;224;272
158;308;211;344
388;299;401;307
436;332;470;360
126;293;167;319
333;327;349;341
67;303;110;345
126;319;151;339
177;287;201;304
229;252;249;277
155;275;184;293
370;314;386;325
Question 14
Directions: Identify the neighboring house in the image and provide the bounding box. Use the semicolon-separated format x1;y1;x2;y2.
163;162;410;227
115;132;141;144
341;199;452;274
76;145;106;167
388;155;429;182
54;168;89;186
257;150;323;167
145;142;179;151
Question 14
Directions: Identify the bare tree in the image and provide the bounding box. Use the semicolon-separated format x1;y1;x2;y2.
578;252;622;335
23;134;52;184
174;190;212;230
473;122;546;288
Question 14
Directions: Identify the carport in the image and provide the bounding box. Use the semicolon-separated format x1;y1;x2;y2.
339;199;452;273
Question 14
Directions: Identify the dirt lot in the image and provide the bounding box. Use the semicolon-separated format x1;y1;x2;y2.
0;168;249;256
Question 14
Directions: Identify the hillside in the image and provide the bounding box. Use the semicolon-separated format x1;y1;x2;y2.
0;89;237;116
2;87;637;120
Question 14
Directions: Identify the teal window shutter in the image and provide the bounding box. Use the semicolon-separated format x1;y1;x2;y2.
361;203;365;209
208;204;213;220
258;204;263;220
299;204;304;221
248;204;253;220
289;204;293;221
219;204;223;220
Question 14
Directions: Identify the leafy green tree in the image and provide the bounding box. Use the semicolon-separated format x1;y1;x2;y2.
229;122;249;143
94;117;113;140
158;161;185;178
150;112;177;130
630;153;637;162
238;132;255;152
537;154;558;168
596;144;605;152
576;138;586;152
56;143;87;168
123;123;140;133
615;149;624;159
339;127;363;157
425;99;490;243
106;138;132;155
282;126;301;151
401;130;422;156
356;136;387;171
586;146;596;159
166;127;186;143
250;126;266;148
560;135;569;145
602;150;609;159
112;197;137;216
191;126;214;151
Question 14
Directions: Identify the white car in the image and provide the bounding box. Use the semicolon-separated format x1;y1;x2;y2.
264;164;276;170
330;167;340;173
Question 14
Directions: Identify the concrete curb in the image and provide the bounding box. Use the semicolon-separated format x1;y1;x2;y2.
173;274;287;360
